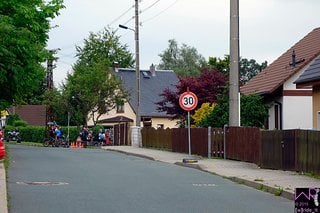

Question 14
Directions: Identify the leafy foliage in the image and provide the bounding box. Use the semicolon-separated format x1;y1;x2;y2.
199;92;269;128
157;68;226;120
208;55;268;84
158;39;207;77
191;103;216;127
0;0;65;109
62;28;134;125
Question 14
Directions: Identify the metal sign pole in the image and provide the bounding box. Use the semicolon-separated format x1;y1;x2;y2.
188;111;191;156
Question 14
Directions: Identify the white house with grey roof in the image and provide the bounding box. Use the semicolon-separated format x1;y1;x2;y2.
87;65;180;129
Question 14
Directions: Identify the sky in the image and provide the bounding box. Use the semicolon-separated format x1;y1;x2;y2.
47;0;320;87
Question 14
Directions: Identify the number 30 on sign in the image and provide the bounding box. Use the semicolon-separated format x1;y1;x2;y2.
179;91;198;111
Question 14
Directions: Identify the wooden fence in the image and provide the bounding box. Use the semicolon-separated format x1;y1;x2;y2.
260;129;320;175
141;127;320;175
225;126;260;164
141;128;224;158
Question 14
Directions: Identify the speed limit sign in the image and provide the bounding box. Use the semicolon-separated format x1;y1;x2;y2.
179;91;198;111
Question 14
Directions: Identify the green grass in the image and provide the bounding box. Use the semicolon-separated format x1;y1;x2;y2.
6;141;43;147
254;178;264;182
274;187;283;196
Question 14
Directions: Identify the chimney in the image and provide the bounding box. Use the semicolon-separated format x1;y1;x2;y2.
150;63;156;76
113;61;119;72
291;49;296;68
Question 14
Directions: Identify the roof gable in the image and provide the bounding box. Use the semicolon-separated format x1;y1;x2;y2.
241;27;320;95
115;68;178;117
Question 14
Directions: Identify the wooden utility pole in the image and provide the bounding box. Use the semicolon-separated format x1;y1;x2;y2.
45;50;55;127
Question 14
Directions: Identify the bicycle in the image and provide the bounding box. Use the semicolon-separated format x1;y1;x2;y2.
43;137;59;147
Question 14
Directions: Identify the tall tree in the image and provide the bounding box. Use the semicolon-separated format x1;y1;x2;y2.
158;39;207;77
63;28;134;125
208;55;267;84
0;0;65;109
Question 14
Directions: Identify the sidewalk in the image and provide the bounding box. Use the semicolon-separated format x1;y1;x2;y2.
103;146;320;200
0;162;8;213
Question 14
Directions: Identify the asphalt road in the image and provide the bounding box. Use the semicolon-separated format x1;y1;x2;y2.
7;144;293;213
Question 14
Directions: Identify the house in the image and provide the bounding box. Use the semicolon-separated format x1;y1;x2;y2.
241;28;320;130
88;64;180;129
7;105;46;126
295;56;320;129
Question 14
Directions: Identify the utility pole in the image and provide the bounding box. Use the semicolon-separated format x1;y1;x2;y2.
135;0;141;127
229;0;240;126
46;50;55;126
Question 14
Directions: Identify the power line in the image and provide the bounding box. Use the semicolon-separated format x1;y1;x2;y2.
141;0;179;25
141;0;161;14
108;4;134;27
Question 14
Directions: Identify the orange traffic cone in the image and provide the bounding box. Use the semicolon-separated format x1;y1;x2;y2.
70;142;75;148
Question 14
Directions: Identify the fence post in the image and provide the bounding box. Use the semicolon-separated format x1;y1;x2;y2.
208;126;211;158
224;124;227;159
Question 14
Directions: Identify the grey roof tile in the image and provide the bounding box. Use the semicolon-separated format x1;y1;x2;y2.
295;56;320;85
115;68;178;118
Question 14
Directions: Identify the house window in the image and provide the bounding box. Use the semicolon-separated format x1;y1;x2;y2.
116;103;124;113
157;124;164;129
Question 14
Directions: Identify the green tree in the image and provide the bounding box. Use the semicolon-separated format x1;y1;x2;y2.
0;0;65;110
63;28;134;126
200;92;269;128
191;103;216;127
208;55;267;84
158;39;207;77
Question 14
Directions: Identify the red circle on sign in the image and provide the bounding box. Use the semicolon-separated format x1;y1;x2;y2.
179;91;198;111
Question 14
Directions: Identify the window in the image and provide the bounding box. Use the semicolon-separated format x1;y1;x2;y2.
157;124;164;129
116;103;124;113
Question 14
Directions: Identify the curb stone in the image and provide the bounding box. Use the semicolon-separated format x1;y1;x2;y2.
0;162;8;213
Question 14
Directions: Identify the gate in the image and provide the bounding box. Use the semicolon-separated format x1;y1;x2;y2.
260;130;296;170
113;123;129;145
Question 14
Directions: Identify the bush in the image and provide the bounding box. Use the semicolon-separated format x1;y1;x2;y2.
13;120;28;127
4;125;81;143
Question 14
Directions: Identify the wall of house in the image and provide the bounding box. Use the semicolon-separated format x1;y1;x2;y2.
150;117;179;129
87;102;136;127
88;102;179;129
283;96;312;129
282;66;313;129
313;86;320;129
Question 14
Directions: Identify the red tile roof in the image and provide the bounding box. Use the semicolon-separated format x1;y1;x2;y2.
241;27;320;95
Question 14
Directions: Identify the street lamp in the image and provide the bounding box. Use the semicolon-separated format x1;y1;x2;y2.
118;9;140;128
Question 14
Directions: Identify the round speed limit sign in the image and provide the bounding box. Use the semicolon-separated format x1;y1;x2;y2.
179;91;198;111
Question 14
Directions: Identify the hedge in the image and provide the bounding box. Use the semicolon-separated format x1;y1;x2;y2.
4;125;81;143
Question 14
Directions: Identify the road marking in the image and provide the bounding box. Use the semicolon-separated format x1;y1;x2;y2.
192;183;216;187
16;181;69;186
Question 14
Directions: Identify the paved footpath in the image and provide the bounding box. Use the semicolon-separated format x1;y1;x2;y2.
0;162;8;213
103;146;320;200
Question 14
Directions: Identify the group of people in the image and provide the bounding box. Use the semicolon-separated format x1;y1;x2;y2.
49;124;64;140
79;126;112;146
97;129;112;145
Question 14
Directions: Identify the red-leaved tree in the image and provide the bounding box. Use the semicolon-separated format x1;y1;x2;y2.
157;68;226;120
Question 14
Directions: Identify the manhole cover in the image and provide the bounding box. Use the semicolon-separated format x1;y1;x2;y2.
192;183;216;187
16;181;69;186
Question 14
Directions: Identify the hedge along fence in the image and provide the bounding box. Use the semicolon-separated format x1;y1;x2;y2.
4;125;80;143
